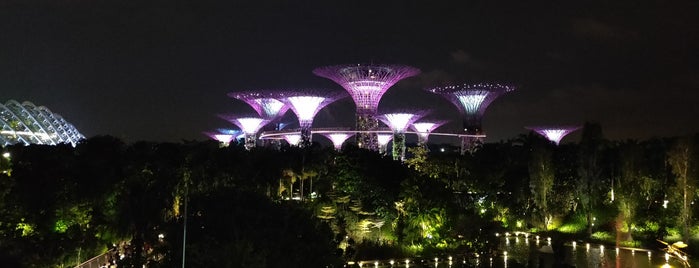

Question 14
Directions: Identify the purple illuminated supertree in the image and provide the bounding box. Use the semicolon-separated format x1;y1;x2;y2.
378;111;429;161
228;90;290;149
218;114;269;150
203;131;236;147
280;89;347;147
313;63;420;151
526;126;581;145
427;83;515;154
411;120;448;147
282;133;302;146
228;90;289;122
314;128;355;151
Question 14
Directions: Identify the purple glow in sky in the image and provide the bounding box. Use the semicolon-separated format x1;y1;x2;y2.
313;64;420;114
527;126;582;145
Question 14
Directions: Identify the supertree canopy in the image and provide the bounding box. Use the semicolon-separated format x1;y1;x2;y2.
315;128;355;151
281;89;347;147
376;132;394;156
379;111;428;161
219;114;269;150
282;133;302;146
0;100;84;146
203;131;236;147
228;90;289;122
526;126;581;145
427;83;515;154
313;63;420;150
411;120;448;146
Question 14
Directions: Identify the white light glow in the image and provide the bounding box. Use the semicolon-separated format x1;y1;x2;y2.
283;134;302;146
456;92;488;114
287;96;325;122
1;130;55;140
412;122;436;135
377;134;393;146
324;133;352;150
213;134;235;143
382;113;415;132
540;129;566;144
235;117;266;134
254;98;286;118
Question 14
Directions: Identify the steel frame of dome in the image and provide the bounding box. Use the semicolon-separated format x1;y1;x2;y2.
0;100;84;147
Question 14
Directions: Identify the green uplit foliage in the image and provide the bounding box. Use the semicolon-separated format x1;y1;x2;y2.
667;137;696;243
16;221;35;237
3;133;699;266
591;231;613;241
557;223;585;234
55;203;93;233
54;220;68;233
529;144;555;230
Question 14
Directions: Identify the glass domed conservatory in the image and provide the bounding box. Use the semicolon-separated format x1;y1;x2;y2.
0;100;84;146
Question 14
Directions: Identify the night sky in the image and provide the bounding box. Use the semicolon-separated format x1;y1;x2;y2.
2;0;698;145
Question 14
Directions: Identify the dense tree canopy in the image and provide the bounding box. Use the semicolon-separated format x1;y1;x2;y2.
0;130;698;267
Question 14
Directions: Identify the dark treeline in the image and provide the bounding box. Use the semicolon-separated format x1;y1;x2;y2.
0;123;698;267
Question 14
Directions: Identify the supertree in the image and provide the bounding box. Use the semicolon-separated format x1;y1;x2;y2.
218;114;269;150
282;133;302;146
378;111;428;161
228;90;289;122
376;130;394;156
526;126;581;145
411;119;448;147
203;131;236;147
313;63;420;151
280;89;347;147
426;83;515;154
228;90;290;149
315;128;355;151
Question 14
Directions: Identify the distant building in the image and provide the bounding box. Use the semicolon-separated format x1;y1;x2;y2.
0;100;85;146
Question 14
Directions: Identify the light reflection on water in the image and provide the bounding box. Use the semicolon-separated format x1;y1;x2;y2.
351;237;695;267
497;236;693;268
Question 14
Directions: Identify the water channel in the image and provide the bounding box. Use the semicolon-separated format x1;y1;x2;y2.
352;234;695;267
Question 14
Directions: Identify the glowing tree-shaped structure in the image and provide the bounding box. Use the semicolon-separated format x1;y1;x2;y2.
228;90;290;149
316;128;355;151
282;133;302;146
228;90;289;122
379;111;428;161
427;83;515;154
376;132;394;156
411;120;448;147
281;89;346;147
526;126;581;145
313;63;420;151
219;115;269;150
203;131;236;147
